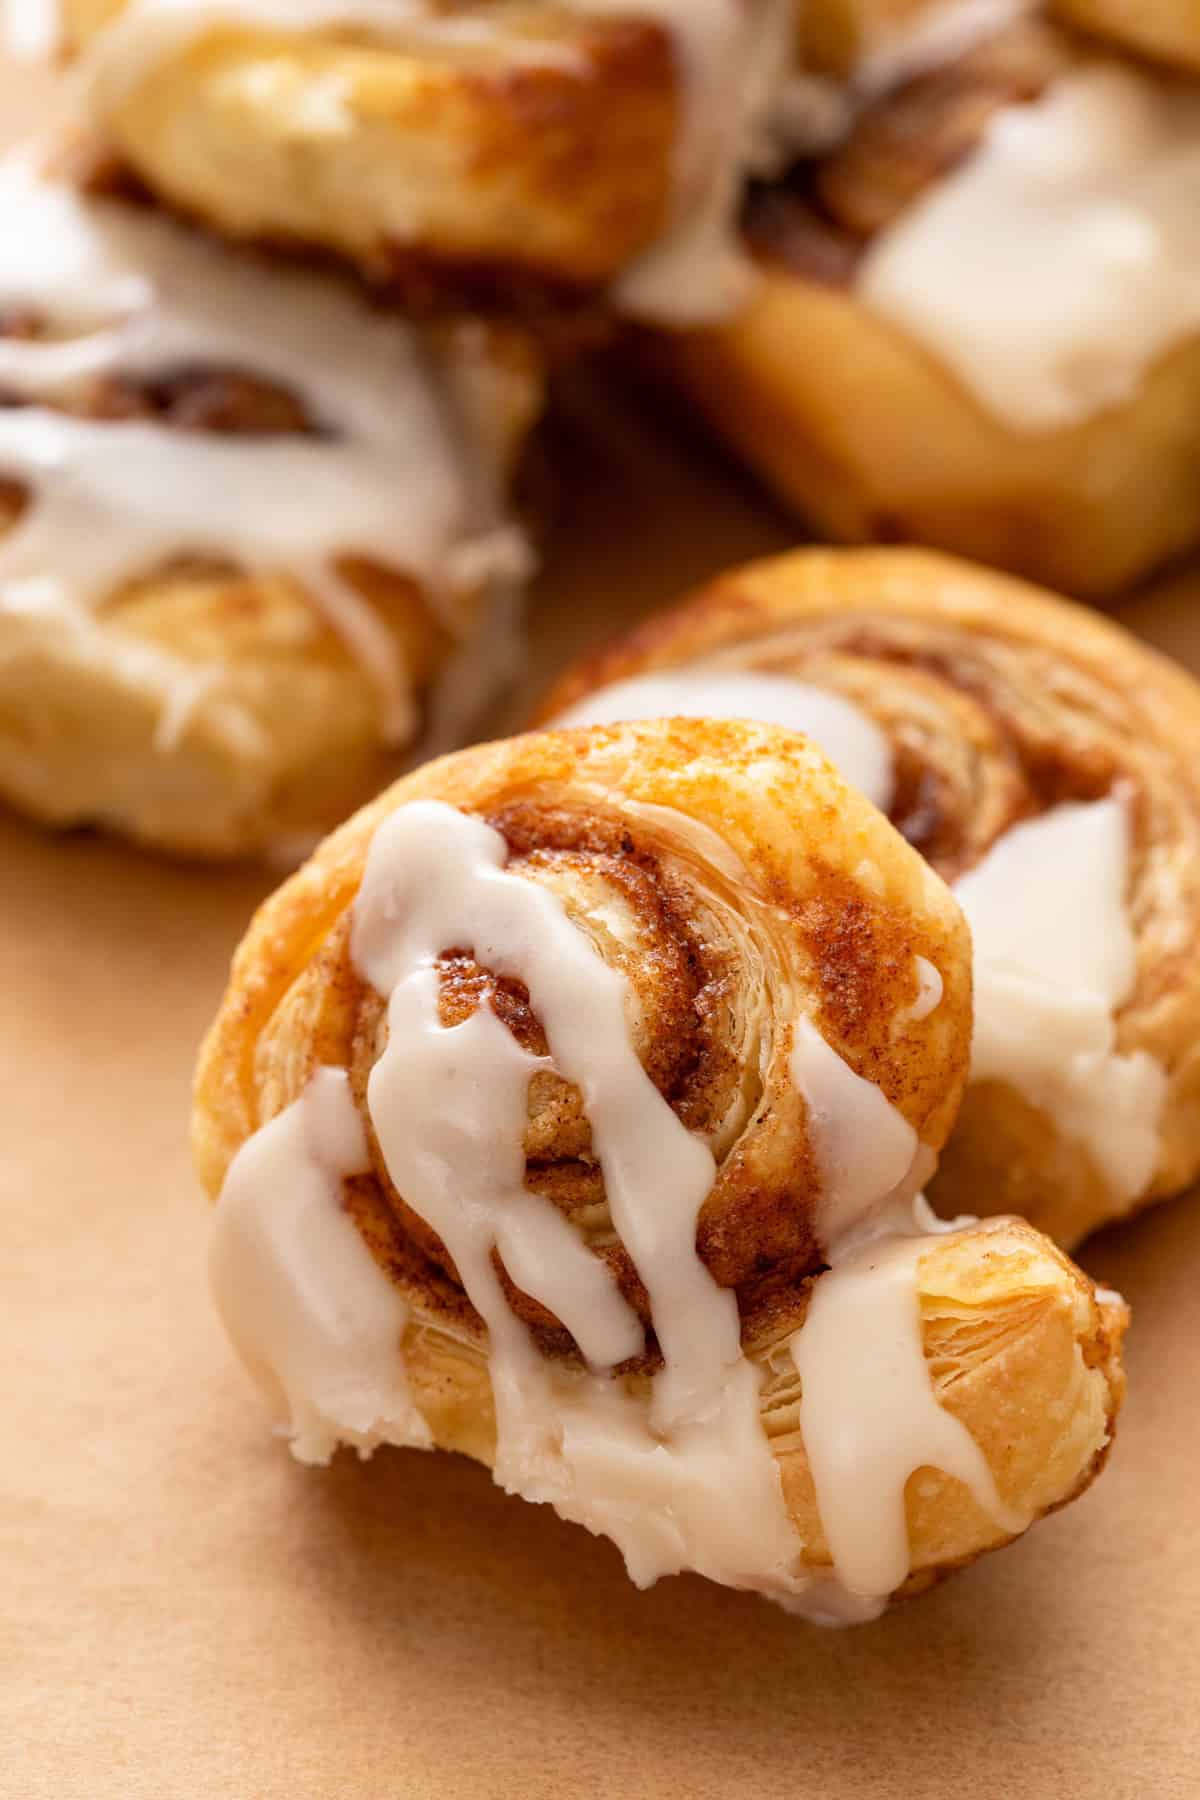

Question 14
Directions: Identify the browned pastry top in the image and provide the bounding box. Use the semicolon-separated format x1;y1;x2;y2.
195;717;972;1361
535;547;1200;1230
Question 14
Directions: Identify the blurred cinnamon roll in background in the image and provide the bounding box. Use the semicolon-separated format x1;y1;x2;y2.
62;0;798;326
540;547;1200;1248
38;2;1200;595
195;717;1126;1619
0;143;540;857
650;12;1200;594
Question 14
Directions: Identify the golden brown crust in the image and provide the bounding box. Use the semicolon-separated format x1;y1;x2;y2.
0;562;424;859
537;545;1200;1244
393;1215;1127;1590
655;22;1200;596
0;311;542;859
195;716;972;1341
649;261;1200;596
66;2;679;299
759;1221;1127;1585
194;713;1125;1600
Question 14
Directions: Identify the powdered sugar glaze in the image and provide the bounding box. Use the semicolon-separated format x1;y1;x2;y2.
210;788;1033;1619
76;0;794;325
0;151;526;738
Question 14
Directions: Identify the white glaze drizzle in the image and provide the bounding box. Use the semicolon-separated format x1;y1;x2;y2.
791;1213;1026;1602
210;1066;432;1465
859;62;1200;430
786;1011;1024;1607
551;669;895;810
582;667;1164;1199
955;796;1166;1199
774;789;1027;1608
0;152;527;740
1;0;60;57
350;798;813;1600
78;0;795;326
790;1014;930;1250
210;792;1036;1617
606;0;797;323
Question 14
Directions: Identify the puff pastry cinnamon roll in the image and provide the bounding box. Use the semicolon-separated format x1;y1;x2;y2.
195;718;1126;1618
540;546;1200;1249
0;146;539;857
57;0;796;325
653;16;1200;594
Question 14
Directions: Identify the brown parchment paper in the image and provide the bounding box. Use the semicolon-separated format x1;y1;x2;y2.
3;63;1200;1800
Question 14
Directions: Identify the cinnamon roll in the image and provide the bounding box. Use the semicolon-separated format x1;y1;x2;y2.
0;145;540;857
539;545;1200;1250
59;0;796;326
651;16;1200;594
195;717;1126;1618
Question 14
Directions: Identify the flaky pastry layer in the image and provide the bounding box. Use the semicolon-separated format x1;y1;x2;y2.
194;716;1124;1598
0;316;541;860
538;546;1200;1246
383;1216;1126;1592
65;0;679;300
195;717;972;1289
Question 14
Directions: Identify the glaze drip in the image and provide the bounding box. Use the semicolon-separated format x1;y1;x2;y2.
351;798;810;1599
859;62;1200;429
955;796;1166;1198
0;152;528;738
791;1215;1026;1601
210;1066;432;1464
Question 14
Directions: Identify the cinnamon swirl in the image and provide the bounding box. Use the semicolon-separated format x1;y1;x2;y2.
195;717;1125;1617
540;545;1200;1248
0;146;539;856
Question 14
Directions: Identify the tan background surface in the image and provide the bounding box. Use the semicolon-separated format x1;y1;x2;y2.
4;62;1200;1800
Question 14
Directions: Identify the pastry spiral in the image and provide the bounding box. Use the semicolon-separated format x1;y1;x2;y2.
63;0;794;325
539;546;1200;1249
195;717;1125;1616
651;17;1200;595
0;148;540;857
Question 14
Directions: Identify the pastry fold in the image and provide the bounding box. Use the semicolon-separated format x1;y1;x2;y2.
537;546;1200;1249
0;151;541;858
649;18;1200;595
197;717;973;1279
325;1209;1127;1602
195;718;1125;1613
64;0;684;303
